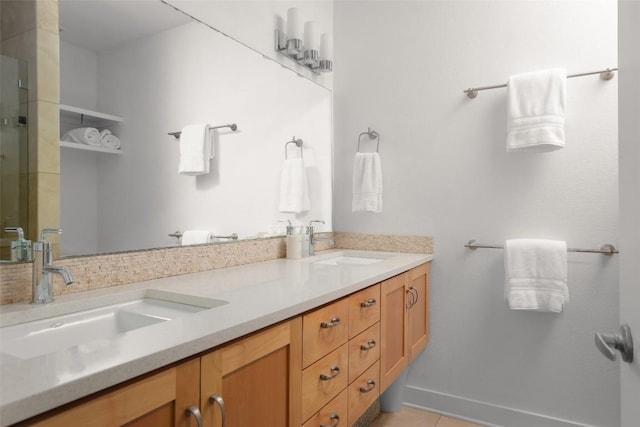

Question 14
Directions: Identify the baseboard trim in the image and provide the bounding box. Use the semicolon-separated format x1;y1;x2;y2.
404;385;594;427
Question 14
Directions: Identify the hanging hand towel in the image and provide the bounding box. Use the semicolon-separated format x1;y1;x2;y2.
178;124;212;175
504;239;569;313
507;68;566;152
181;230;214;245
352;152;382;213
62;127;102;146
279;158;310;213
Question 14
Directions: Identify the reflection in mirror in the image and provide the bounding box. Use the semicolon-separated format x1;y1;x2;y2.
0;55;29;262
58;0;332;258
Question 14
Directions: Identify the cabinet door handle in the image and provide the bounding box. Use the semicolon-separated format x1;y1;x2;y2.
208;394;227;427
359;379;376;393
360;298;377;308
410;287;419;306
319;365;341;381
185;406;203;427
406;289;415;309
321;317;341;329
360;339;377;351
320;413;340;427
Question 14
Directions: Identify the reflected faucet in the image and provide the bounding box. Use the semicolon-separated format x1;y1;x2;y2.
306;220;334;256
32;228;74;304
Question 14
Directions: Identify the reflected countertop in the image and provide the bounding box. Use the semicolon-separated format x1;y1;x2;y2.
0;249;433;426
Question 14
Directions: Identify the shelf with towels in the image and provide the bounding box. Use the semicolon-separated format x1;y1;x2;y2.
59;140;123;154
59;104;124;154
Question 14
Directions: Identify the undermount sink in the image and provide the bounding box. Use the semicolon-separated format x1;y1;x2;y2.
1;290;228;360
314;253;388;266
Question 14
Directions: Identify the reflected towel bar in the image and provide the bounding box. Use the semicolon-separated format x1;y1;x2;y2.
464;67;618;99
169;231;238;240
465;240;619;255
168;123;238;139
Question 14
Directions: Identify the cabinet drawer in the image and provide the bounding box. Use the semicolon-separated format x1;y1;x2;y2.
301;388;348;427
348;322;381;383
348;284;381;339
348;360;380;426
302;343;349;422
303;299;349;367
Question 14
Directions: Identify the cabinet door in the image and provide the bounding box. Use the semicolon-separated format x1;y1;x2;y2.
379;272;409;393
25;358;200;427
408;263;430;362
200;318;302;427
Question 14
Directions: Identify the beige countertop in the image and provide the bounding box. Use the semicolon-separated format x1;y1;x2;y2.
0;249;432;426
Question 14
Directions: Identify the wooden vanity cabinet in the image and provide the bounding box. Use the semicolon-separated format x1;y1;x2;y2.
200;317;303;427
21;358;201;427
380;263;430;393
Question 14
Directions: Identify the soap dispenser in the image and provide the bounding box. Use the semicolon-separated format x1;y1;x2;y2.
5;227;32;262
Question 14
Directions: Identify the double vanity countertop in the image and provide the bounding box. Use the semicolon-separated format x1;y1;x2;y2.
0;249;433;426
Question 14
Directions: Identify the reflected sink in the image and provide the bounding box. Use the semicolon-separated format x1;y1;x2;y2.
1;291;227;360
314;254;388;266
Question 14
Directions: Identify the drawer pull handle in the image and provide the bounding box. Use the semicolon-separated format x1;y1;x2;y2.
320;365;341;381
359;379;376;393
208;394;227;427
321;317;341;329
360;298;377;308
320;413;340;427
185;406;203;427
360;339;377;351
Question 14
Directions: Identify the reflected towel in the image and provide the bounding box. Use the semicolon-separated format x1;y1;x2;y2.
507;68;566;152
178;124;212;175
181;230;214;245
352;152;382;213
62;127;101;146
100;129;121;149
279;158;310;213
504;239;569;312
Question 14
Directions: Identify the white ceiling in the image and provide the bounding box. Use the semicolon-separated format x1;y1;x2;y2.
59;0;192;52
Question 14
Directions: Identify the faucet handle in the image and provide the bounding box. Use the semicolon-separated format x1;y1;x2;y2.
40;228;62;242
4;227;25;240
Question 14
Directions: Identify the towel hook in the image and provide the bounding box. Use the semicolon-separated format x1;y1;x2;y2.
285;137;304;159
357;128;380;152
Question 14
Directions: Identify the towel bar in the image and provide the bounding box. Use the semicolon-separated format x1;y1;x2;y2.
463;67;618;99
357;128;380;152
285;137;304;159
168;123;237;139
465;240;618;255
168;231;238;240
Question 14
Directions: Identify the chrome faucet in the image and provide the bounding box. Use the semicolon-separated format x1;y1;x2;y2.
32;228;74;304
306;220;334;256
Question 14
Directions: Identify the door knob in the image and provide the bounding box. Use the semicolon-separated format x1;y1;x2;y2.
595;324;633;363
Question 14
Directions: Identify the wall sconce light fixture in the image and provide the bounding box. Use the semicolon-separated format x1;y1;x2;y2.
275;8;333;74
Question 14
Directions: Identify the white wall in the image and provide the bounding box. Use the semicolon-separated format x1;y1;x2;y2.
91;21;332;253
167;0;333;89
334;1;619;426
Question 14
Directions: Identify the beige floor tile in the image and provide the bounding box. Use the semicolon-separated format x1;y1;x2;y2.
370;406;440;427
436;414;484;427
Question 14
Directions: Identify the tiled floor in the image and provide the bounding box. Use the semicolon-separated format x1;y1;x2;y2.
370;405;484;427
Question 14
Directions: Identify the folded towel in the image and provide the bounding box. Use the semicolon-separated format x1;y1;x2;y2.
279;158;310;213
62;127;102;146
504;239;569;313
178;124;212;175
507;68;566;152
181;230;214;245
352;152;382;213
100;129;111;139
102;133;121;149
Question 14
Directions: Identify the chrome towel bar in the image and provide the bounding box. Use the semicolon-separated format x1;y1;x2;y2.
464;67;618;99
465;240;618;255
168;123;238;139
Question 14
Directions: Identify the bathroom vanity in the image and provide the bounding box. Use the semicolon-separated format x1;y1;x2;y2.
0;250;432;426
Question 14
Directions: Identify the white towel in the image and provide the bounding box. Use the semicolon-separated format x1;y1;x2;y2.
507;68;566;152
504;239;569;313
352;152;382;213
181;230;214;245
100;129;121;149
62;127;102;146
178;124;212;176
279;158;310;213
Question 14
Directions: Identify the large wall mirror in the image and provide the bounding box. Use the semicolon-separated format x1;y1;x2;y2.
47;0;332;258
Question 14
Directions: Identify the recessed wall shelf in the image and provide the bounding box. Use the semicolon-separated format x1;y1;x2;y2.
59;104;124;123
59;140;123;154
